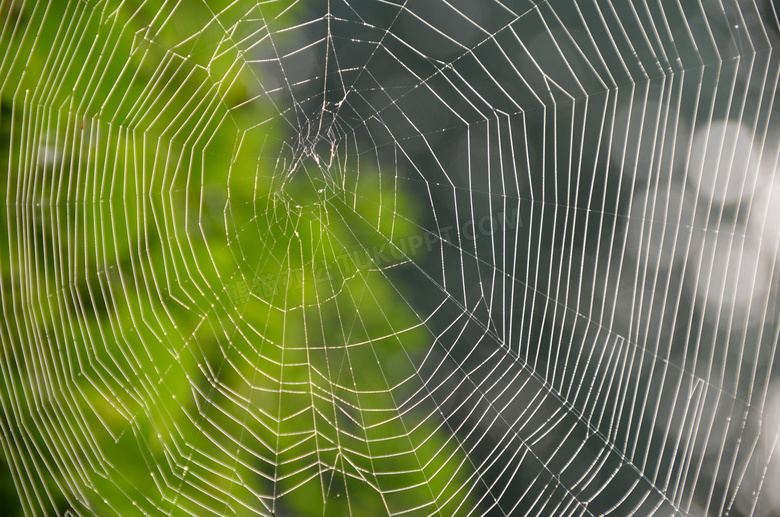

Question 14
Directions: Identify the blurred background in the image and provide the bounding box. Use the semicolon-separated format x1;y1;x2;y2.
2;0;780;516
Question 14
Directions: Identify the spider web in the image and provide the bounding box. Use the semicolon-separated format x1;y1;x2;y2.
2;0;780;515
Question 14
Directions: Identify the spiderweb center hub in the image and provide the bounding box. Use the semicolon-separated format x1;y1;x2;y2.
279;137;340;212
